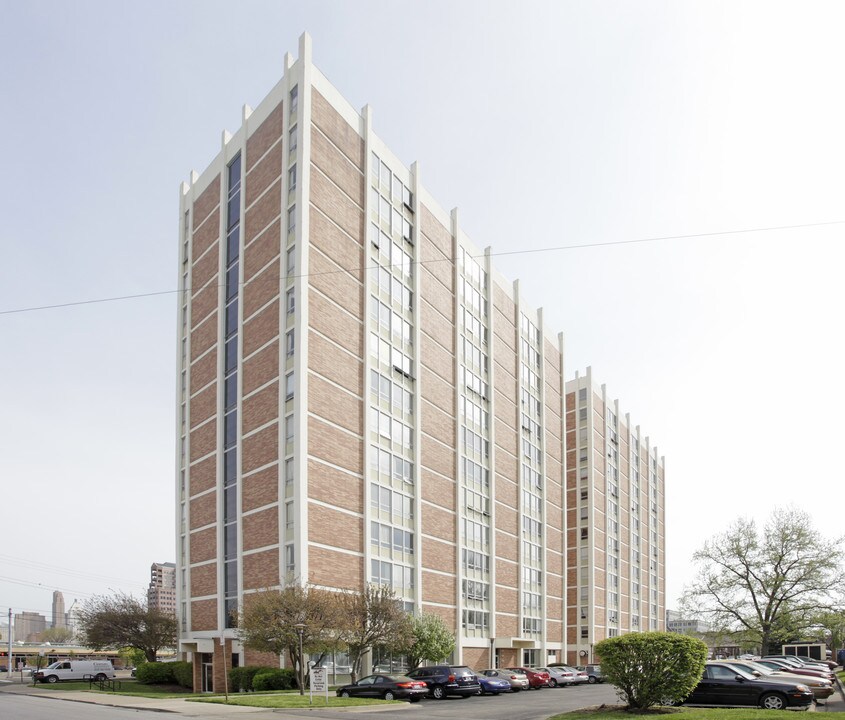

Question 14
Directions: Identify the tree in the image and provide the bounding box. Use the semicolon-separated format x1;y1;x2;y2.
39;627;73;644
77;592;177;663
681;508;844;654
405;612;455;670
595;631;708;710
809;609;845;652
238;585;342;691
336;584;412;682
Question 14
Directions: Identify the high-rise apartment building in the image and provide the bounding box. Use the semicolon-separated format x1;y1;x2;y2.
176;34;665;691
51;591;66;629
14;612;46;643
148;562;177;617
564;368;666;665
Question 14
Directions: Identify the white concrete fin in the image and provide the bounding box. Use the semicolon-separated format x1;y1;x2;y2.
190;170;199;184
362;103;373;125
284;51;293;70
180;181;190;195
242;104;253;122
222;130;232;148
299;32;312;65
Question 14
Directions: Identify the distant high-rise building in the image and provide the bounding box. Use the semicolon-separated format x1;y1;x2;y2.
66;600;82;641
51;591;66;629
14;612;46;643
564;368;666;665
148;562;177;617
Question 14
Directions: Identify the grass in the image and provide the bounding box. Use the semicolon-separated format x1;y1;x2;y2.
550;707;845;720
194;693;404;708
33;680;201;698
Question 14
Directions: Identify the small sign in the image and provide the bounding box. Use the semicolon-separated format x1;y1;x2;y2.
310;666;328;705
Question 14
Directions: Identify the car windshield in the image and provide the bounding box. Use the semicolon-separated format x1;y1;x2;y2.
727;666;756;681
386;675;413;682
743;662;774;675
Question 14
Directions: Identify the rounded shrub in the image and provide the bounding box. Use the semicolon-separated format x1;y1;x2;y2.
135;662;176;685
170;661;193;689
252;667;296;691
595;631;708;710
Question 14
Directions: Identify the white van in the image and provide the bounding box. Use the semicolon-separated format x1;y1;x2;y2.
35;659;116;683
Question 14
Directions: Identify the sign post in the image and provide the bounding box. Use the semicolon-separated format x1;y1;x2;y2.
310;666;328;706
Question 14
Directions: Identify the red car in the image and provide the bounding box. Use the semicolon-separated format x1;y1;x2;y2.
507;667;550;689
756;659;834;682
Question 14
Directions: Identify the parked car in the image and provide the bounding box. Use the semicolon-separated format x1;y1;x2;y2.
676;662;813;710
578;664;605;684
406;665;480;699
476;674;512;695
763;655;831;672
335;673;428;702
506;667;550;689
478;668;529;691
755;659;835;681
34;660;116;684
535;666;575;687
548;664;589;684
722;660;834;701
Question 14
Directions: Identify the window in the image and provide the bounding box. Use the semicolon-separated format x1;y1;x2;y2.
288;127;297;157
288;165;297;191
286;330;295;357
581;528;588;540
289;86;298;116
287;206;296;236
285;372;295;400
286;288;295;315
286;247;295;277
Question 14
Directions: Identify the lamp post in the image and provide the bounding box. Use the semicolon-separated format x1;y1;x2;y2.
293;623;306;696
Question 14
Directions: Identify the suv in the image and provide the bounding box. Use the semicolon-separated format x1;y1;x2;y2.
578;664;604;683
406;665;480;699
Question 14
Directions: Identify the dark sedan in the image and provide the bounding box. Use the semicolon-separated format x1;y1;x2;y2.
678;662;813;710
506;667;550;689
335;674;429;702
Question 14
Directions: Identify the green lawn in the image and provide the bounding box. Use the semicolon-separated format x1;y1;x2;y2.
551;708;845;720
194;693;403;708
33;680;200;698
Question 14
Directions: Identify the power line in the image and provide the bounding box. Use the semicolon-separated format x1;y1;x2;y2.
1;219;842;317
0;554;142;587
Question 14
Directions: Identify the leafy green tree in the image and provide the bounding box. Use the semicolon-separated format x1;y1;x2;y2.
77;592;176;663
118;647;147;669
336;584;412;682
595;631;708;710
405;612;455;670
237;585;342;692
681;508;844;653
39;627;73;644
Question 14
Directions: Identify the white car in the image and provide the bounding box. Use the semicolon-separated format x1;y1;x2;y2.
35;660;116;683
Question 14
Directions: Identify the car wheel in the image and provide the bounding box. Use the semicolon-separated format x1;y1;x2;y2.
384;690;396;701
760;692;787;710
94;674;107;682
47;675;58;684
431;685;446;700
588;676;597;684
340;691;351;698
548;679;558;687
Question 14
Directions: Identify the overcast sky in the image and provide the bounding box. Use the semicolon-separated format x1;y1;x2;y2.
2;0;843;625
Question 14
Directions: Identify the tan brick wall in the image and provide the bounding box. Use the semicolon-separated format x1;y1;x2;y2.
244;179;281;245
190;526;216;564
246;101;283;167
308;546;362;590
495;530;517;562
496;586;518;614
311;126;364;206
420;366;453;415
190;384;216;429
420;300;454;353
192;245;219;292
421;400;455;447
420;268;453;322
243;263;279;319
243;506;279;551
190;455;216;495
193;176;220;227
308;503;362;553
243;381;279;435
496;559;517;588
191;281;218;329
422;536;456;574
418;236;453;292
243;548;281;590
243;342;279;396
192;207;221;259
190;561;216;597
420;469;455;511
421;502;456;543
242;424;279;474
420;435;454;480
191;598;217;632
191;351;217;394
308;459;363;514
190;491;216;530
495;503;518;536
242;302;279;358
309;207;363;275
310;167;362;242
420;334;454;384
462;647;487;669
244;219;281;281
495;614;517;638
242;464;279;512
494;418;517;458
190;419;217;463
308;372;362;435
191;314;218;362
308;331;362;395
309;246;362;318
420;570;454;605
311;89;365;167
421;604;456;631
245;142;283;209
308;416;362;475
419;204;452;261
308;288;361;357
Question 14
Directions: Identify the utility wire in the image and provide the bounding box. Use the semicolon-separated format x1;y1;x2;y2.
1;219;842;317
0;554;141;587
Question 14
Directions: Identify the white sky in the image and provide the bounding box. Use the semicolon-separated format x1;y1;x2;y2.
2;0;843;624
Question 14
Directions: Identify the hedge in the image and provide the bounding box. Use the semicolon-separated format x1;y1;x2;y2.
252;667;297;691
229;665;272;692
134;661;192;688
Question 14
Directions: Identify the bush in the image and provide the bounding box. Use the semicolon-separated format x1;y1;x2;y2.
135;662;176;685
252;667;296;691
595;631;708;710
170;661;193;689
228;666;246;692
230;665;275;692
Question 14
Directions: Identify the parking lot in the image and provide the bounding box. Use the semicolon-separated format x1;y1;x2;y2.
355;683;620;720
